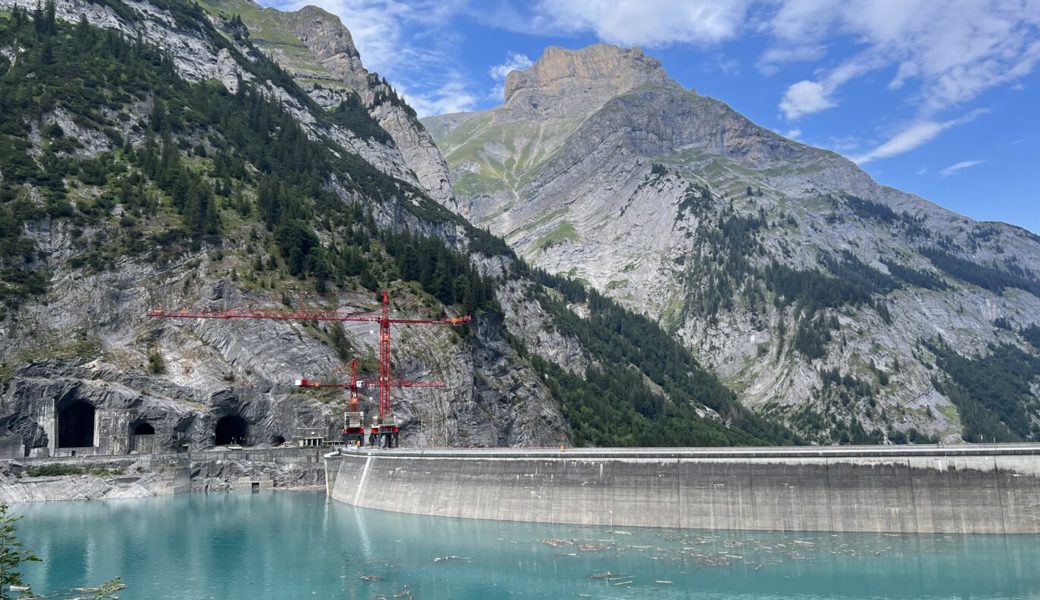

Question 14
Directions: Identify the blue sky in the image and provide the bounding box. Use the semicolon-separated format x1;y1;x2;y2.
259;0;1040;234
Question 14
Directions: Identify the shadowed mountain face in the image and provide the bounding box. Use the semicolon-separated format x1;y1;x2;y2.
425;44;1040;444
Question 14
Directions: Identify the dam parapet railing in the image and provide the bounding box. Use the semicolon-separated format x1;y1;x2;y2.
324;444;1040;534
329;443;1040;460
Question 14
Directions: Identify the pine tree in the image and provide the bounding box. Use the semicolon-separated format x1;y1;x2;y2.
0;503;39;599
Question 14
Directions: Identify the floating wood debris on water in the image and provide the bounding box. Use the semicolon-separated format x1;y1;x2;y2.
541;538;573;547
375;586;413;600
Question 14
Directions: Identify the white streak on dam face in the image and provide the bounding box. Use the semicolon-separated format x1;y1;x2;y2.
326;447;1040;534
354;455;372;506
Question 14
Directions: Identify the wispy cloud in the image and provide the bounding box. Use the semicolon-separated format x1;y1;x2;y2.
770;0;1040;120
527;0;752;47
398;74;480;116
489;51;533;80
756;44;825;75
257;0;1040;126
851;109;988;164
704;53;740;75
779;53;888;120
939;159;985;177
487;51;533;100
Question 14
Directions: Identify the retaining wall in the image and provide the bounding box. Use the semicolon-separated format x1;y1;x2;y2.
0;447;328;502
325;446;1040;534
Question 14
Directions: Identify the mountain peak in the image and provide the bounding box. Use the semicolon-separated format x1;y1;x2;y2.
501;44;672;118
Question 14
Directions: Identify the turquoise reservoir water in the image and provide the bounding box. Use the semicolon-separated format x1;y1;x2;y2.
15;491;1040;599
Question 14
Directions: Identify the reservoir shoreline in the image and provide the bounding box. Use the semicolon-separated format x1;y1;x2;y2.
0;447;326;503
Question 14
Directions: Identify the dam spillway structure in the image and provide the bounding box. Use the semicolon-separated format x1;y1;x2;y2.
324;445;1040;535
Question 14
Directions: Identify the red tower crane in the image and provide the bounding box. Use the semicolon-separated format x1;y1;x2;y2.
147;290;469;448
296;358;443;447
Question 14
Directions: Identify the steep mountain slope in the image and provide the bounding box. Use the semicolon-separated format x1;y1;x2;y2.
425;45;1040;444
0;0;790;455
195;0;454;207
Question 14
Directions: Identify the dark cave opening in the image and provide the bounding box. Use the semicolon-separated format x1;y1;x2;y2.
215;415;249;446
57;401;96;448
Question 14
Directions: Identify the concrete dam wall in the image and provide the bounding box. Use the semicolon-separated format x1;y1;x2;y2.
325;445;1040;534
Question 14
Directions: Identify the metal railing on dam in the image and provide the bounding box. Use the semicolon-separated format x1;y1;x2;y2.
324;444;1040;534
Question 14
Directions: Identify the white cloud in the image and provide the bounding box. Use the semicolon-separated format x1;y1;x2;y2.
939;160;985;177
489;52;533;82
398;74;480;117
779;80;835;120
486;51;534;102
779;53;885;120
888;61;918;91
756;44;826;75
702;53;740;75
823;135;866;153
852;121;946;164
531;0;752;47
851;109;987;164
768;0;1040;118
785;128;802;139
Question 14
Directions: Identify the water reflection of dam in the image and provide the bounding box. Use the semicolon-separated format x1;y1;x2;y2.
324;445;1040;534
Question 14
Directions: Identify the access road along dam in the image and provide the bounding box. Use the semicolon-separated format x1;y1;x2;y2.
324;445;1040;534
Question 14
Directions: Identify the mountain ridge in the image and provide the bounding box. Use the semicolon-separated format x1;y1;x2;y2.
424;42;1040;444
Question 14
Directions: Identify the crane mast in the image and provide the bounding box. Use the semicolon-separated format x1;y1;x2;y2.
296;357;443;447
149;290;468;448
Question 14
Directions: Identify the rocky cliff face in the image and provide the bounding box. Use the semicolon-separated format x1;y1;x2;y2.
502;44;673;120
426;45;1040;444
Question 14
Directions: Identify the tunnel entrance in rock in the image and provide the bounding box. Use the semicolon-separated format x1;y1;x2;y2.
215;416;248;446
270;435;285;447
130;421;156;454
57;401;96;448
